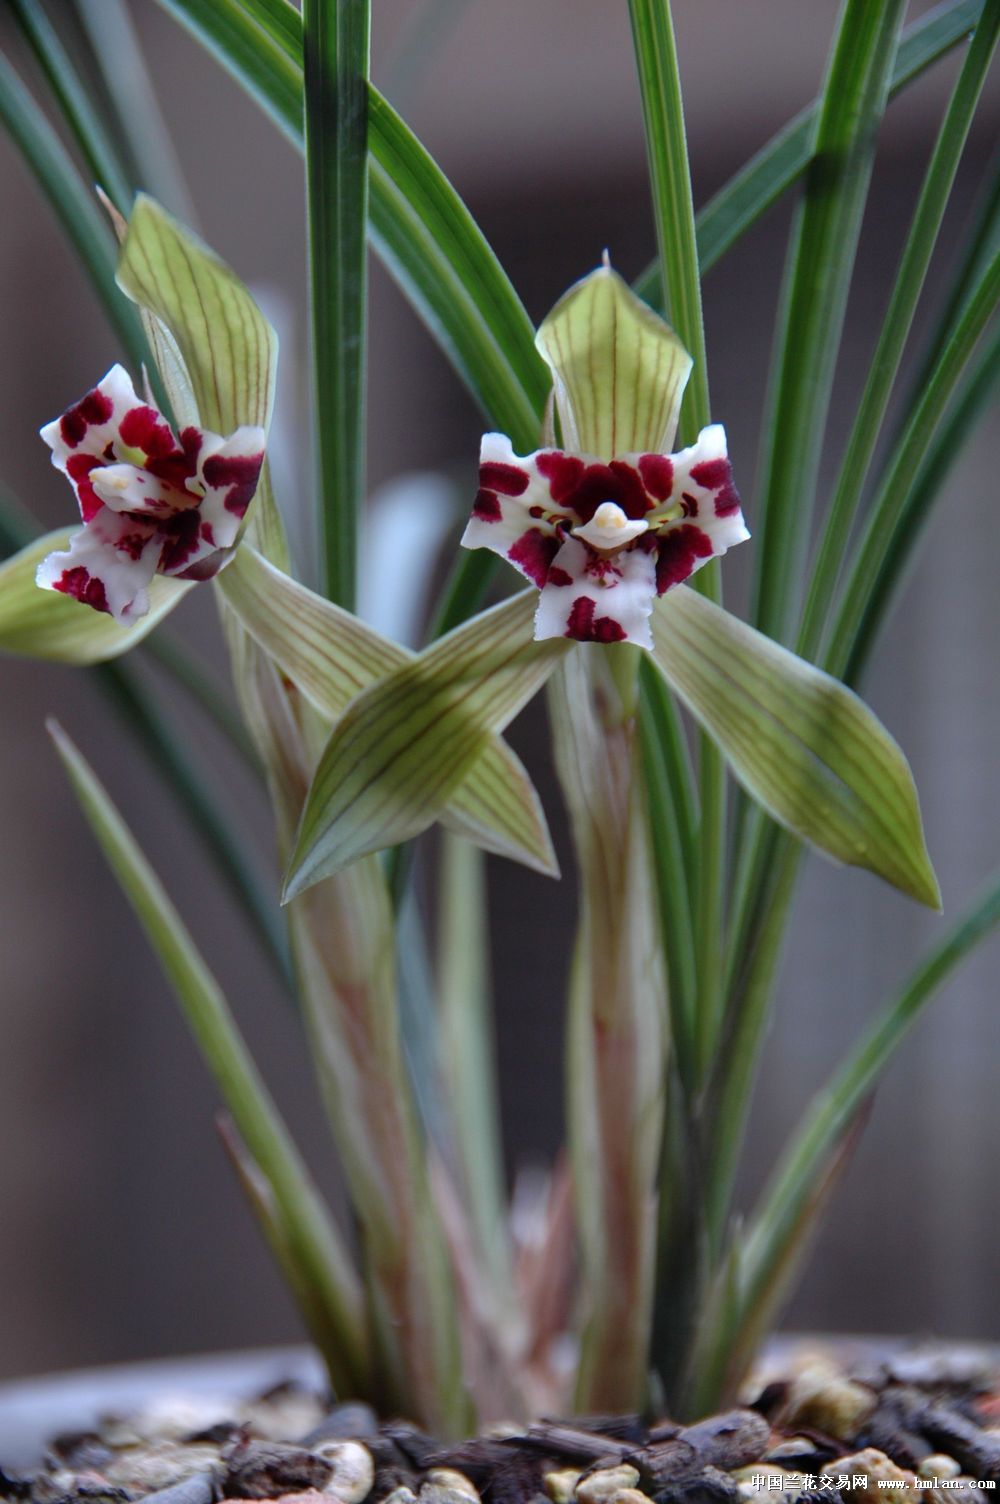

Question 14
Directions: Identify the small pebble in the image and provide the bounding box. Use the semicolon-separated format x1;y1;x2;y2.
608;1489;656;1504
419;1486;480;1504
314;1441;375;1503
919;1456;961;1481
103;1442;222;1493
381;1492;418;1504
822;1448;921;1504
543;1469;581;1504
786;1363;876;1440
733;1465;818;1504
577;1467;641;1504
423;1472;478;1501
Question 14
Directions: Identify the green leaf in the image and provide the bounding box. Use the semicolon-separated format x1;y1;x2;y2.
154;0;548;450
0;529;191;663
0;51;149;376
738;868;1000;1360
284;592;568;896
651;588;940;909
303;0;369;609
535;262;691;458
751;0;905;645
9;0;134;214
217;547;558;876
638;659;698;1092
48;720;370;1398
627;0;708;444
826;247;1000;683
116;193;277;434
436;834;511;1300
74;0;198;224
846;320;1000;687
798;0;1000;663
624;0;728;1077
632;0;988;296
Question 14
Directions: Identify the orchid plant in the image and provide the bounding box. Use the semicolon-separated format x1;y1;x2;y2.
1;0;999;1442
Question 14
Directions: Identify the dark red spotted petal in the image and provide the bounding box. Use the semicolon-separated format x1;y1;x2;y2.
508;528;560;587
638;453;674;501
655;524;714;595
689;456;732;491
66;454;104;522
472;488;503;522
59;388;114;449
201;451;263;517
119;404;177;459
158;510;204;573
565;596;627;643
713;481;742;517
479;461;530;496
547;566;574;587
52;566;110;614
607;461;648;519
535;451;585;503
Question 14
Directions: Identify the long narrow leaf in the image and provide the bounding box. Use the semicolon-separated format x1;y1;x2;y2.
217;547;558;875
826;248;1000;681
741;868;1000;1328
627;0;709;440
284;592;567;895
846;322;1000;687
632;0;987;296
9;0;134;213
798;1;1000;662
154;0;547;450
303;0;369;608
437;834;511;1298
638;660;698;1092
49;721;369;1397
651;588;940;909
0;51;148;374
626;0;729;1069
75;0;198;223
751;0;905;645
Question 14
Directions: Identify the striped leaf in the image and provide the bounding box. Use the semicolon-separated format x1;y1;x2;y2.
218;547;558;875
48;719;370;1398
651;588;940;908
284;591;568;897
0;528;190;663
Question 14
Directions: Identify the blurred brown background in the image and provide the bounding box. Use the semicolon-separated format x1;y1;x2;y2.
0;0;997;1384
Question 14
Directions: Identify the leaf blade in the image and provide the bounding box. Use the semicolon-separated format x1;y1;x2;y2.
631;0;988;296
49;720;370;1397
750;0;905;645
303;0;369;609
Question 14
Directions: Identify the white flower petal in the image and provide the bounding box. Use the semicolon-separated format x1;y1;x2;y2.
36;508;162;625
534;535;656;648
655;423;750;558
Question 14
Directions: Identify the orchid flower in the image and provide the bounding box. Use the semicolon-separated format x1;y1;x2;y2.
36;364;266;625
461;262;749;649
